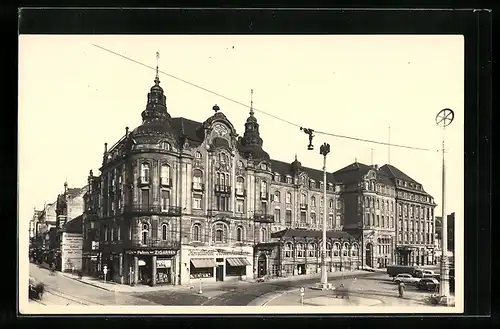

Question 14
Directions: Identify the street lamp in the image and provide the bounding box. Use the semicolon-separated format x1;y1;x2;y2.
319;142;331;290
435;108;454;306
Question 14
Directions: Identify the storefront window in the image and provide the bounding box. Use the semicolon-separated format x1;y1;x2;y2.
156;258;172;284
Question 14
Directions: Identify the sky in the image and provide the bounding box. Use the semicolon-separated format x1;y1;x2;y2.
18;34;464;231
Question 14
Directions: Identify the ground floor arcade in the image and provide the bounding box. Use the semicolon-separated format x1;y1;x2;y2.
395;246;435;266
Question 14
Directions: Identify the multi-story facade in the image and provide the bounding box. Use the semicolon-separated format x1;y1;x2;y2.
333;162;397;269
82;170;102;277
379;164;437;266
92;71;273;286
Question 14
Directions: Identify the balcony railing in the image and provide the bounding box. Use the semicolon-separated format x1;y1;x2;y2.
160;177;172;187
192;182;205;191
137;176;151;186
254;212;274;223
215;185;231;194
124;204;181;216
123;239;181;250
235;188;246;197
260;192;269;200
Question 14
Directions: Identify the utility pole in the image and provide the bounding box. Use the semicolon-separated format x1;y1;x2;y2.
435;108;454;306
319;142;331;290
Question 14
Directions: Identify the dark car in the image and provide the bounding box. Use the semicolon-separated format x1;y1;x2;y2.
417;277;440;292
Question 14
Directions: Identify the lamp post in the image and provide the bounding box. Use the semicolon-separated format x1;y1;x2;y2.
435;108;454;305
319;142;331;290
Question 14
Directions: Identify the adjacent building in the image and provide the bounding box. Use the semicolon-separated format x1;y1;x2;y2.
379;164;437;266
333;162;397;269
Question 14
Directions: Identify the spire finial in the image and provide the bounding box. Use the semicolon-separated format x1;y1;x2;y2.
295;154;297;161
154;51;160;85
249;89;254;116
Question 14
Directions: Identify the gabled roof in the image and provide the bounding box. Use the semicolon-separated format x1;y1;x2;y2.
271;228;353;240
332;162;393;186
379;164;418;184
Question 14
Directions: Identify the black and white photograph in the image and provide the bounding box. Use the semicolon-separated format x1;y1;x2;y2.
19;34;464;314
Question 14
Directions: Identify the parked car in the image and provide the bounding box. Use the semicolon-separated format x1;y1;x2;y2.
393;273;421;285
29;278;44;300
387;265;419;278
417;277;440;292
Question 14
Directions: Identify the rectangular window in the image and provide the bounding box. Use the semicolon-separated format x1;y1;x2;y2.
236;200;244;213
141;189;149;207
328;214;334;227
193;195;202;209
300;211;306;223
261;202;267;214
274;208;281;222
285;210;292;225
161;190;170;210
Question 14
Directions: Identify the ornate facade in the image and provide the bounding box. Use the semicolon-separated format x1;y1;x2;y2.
380;164;437;266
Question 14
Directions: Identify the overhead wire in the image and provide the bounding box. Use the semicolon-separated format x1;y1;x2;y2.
92;44;438;153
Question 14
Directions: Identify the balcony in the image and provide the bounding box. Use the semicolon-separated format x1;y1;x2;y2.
124;239;181;250
161;177;172;187
235;188;246;197
124;203;181;216
137;176;151;187
254;212;274;223
192;182;205;191
215;185;231;194
260;192;269;200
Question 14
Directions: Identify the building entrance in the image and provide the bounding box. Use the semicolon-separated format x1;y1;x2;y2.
216;265;224;282
257;254;267;278
365;243;373;268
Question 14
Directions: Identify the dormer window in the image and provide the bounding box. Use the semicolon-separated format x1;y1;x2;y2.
160;141;171;150
195;151;202;159
237;160;243;168
286;176;292;184
260;163;267;170
274;173;280;182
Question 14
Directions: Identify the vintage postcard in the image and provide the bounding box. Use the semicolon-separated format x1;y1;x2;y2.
18;34;464;314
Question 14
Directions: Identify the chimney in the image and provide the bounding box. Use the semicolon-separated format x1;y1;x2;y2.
125;127;129;137
104;142;108;154
373;164;378;170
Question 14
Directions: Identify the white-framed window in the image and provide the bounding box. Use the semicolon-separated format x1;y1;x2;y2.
296;243;304;257
260;180;267;196
192;224;201;242
343;243;349;256
236;176;245;195
212;222;228;243
260;228;267;243
311;196;316;207
193;194;202;209
285;242;293;258
351;243;359;256
300;193;306;204
286;192;292;204
333;243;340;256
161;223;169;241
236;200;244;213
326;242;332;257
336;214;342;227
328;214;334;227
161;164;170;182
160;141;171;150
274;191;281;202
274;208;281;222
141;163;150;183
310;212;316;226
329;199;334;209
193;169;203;190
161;190;170;211
236;226;243;242
274;173;280;182
141;223;149;245
308;243;316;257
286;176;292;184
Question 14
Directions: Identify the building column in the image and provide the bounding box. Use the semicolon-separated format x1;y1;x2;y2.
133;256;139;284
152;255;157;286
119;253;123;284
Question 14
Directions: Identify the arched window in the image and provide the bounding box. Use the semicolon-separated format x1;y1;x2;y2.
261;228;267;243
376;215;380;226
141;223;149;245
300;193;306;204
285;242;293;258
365;214;370;226
351;243;359;256
296;243;304;257
376;200;380;209
160;141;171;150
308;243;316;257
329;199;334;209
195;151;202;159
326;242;332;257
260;180;267;194
343;243;349;256
212;222;228;243
310;212;316;226
141;163;150;183
161;164;170;185
161;224;168;241
193;169;203;189
236;226;243;242
236;177;245;194
311;196;316;207
192;224;201;242
333;243;340;257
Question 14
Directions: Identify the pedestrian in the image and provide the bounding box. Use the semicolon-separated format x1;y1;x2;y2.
398;282;405;298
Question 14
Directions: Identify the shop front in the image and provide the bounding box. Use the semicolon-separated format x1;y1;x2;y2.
124;249;178;286
82;251;101;277
180;246;253;286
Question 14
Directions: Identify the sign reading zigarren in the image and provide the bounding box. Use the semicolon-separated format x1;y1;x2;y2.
125;249;177;256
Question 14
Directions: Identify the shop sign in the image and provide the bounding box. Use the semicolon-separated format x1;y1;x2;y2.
125;249;177;256
188;248;251;257
157;259;172;268
91;241;99;250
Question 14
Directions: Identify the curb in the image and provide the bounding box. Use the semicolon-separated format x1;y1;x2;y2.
62;274;114;292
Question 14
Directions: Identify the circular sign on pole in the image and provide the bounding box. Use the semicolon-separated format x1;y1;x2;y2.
435;109;455;129
299;287;305;296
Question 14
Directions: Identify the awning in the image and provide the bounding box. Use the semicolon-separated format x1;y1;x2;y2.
190;258;216;268
226;257;251;267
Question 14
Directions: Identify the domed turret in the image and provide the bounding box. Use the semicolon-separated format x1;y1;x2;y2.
291;154;302;173
238;89;269;160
